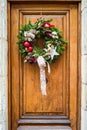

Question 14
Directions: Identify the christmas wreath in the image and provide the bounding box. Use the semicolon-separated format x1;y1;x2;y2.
17;18;67;95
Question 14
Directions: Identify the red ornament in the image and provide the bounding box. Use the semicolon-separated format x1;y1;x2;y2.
23;41;30;48
42;22;54;28
28;46;33;52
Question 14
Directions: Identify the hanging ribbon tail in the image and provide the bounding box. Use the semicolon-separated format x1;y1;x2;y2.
47;62;51;73
37;56;47;95
40;67;46;95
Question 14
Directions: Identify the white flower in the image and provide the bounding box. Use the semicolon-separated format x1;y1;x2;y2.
29;29;36;34
52;31;57;35
28;52;31;56
52;31;59;39
26;56;30;60
25;47;28;51
24;59;27;63
52;35;58;39
29;32;35;39
19;31;22;34
24;31;35;39
36;31;39;34
28;37;32;41
24;31;28;37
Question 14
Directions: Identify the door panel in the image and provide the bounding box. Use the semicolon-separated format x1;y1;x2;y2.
21;12;68;115
9;2;79;130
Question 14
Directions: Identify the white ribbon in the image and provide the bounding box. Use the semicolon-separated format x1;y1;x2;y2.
47;62;51;73
37;56;51;95
37;56;47;95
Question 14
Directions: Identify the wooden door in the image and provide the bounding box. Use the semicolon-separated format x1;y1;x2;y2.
8;1;81;130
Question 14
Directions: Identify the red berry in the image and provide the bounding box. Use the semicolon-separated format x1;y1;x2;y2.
28;46;33;52
23;41;30;48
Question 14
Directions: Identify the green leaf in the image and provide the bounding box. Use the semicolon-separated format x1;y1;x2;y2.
59;38;68;44
22;52;27;58
56;46;63;54
52;56;58;62
28;19;31;24
16;39;22;44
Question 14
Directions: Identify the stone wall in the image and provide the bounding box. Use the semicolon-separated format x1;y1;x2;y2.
81;0;87;129
0;0;8;130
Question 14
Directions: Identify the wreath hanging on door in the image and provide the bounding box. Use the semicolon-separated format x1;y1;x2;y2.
17;18;67;95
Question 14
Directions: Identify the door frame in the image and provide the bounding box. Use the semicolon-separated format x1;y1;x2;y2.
7;0;81;130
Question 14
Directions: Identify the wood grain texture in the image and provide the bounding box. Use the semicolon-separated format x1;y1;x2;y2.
77;3;81;130
11;6;20;130
8;2;81;130
8;2;11;130
69;5;77;130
